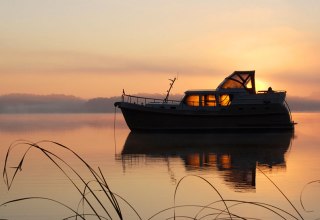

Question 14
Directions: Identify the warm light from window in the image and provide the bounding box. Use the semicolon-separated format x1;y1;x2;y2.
185;95;199;106
205;95;216;106
220;94;231;106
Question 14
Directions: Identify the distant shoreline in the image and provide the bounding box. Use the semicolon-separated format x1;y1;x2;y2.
0;93;319;113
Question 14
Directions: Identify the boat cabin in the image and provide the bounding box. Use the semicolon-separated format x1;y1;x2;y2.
181;70;286;108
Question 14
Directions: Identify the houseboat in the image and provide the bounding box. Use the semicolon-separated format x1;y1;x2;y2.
114;71;294;131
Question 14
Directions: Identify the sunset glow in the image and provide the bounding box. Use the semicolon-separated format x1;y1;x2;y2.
1;1;320;98
255;79;270;92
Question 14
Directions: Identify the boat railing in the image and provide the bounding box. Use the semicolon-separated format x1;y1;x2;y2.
122;94;181;106
257;90;287;94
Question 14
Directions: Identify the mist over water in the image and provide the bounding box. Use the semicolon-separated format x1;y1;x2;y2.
0;113;319;219
0;114;127;133
1;93;320;113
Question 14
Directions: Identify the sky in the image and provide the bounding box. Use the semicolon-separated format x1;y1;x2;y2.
1;0;320;99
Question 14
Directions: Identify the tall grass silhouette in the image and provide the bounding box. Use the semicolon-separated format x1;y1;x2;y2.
2;140;141;220
1;140;310;219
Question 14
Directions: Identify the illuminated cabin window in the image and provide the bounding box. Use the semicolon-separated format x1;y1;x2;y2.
185;95;200;106
185;94;217;107
205;95;216;106
219;94;231;106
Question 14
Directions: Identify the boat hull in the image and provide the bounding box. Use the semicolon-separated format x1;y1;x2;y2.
115;102;294;131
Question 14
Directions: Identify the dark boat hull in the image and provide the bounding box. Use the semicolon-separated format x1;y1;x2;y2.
115;102;294;131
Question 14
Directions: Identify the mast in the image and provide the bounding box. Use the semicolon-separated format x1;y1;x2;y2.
163;77;176;103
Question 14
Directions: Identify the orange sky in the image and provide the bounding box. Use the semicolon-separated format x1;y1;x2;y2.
1;1;320;98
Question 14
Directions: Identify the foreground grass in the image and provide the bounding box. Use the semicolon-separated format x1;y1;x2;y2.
0;140;314;220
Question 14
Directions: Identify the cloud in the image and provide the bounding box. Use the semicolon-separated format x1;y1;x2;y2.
0;49;222;76
271;73;320;85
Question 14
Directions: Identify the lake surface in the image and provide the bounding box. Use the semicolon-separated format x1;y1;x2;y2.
0;113;319;219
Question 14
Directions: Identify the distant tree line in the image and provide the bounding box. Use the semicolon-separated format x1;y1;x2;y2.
0;93;319;113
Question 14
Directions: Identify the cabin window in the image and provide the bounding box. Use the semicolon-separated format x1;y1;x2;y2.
205;95;216;106
185;94;217;107
221;79;243;89
185;95;200;106
219;94;231;106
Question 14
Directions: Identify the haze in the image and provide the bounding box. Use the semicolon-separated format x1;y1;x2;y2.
1;1;320;99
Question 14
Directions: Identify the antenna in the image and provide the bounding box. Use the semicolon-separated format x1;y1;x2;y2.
163;77;177;103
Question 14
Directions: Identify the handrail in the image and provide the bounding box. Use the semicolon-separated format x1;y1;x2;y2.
257;90;287;94
121;94;181;106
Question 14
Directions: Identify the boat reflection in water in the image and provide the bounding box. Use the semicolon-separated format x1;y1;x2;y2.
118;131;294;192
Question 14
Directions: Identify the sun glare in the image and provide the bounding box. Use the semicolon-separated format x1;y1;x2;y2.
255;79;269;92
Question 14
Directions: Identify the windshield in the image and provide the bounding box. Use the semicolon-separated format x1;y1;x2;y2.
217;71;256;94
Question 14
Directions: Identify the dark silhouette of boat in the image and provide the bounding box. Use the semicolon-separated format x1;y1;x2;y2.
115;71;294;131
118;131;293;191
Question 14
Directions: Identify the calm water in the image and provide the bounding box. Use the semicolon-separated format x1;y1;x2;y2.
0;113;319;219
